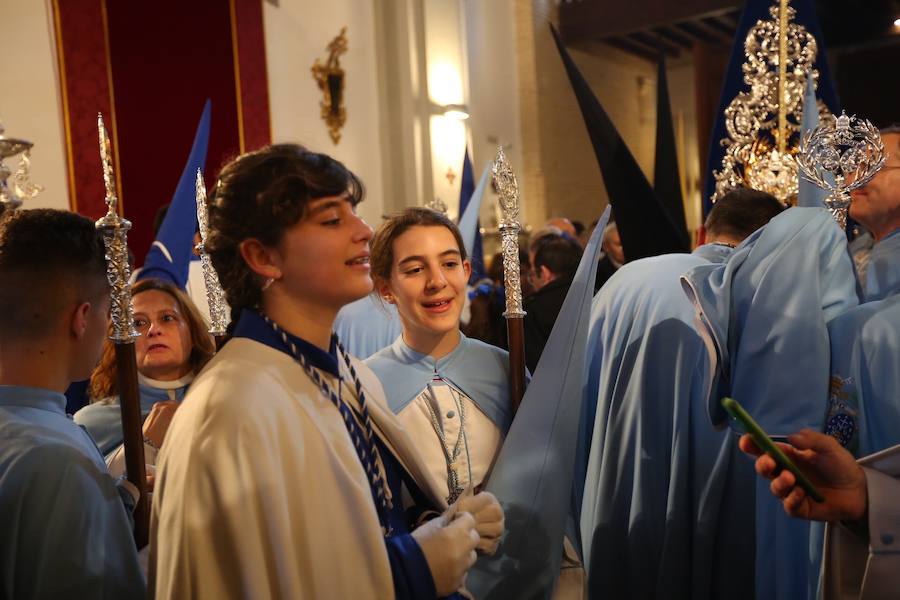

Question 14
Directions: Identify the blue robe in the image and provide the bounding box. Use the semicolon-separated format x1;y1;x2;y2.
74;379;190;458
578;243;735;600
861;228;900;302
682;207;859;600
827;242;900;457
0;386;144;598
333;294;403;360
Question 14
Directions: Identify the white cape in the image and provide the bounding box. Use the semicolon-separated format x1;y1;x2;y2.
149;337;444;599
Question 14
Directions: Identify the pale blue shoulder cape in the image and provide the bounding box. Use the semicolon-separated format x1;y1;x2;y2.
74;379;190;457
681;207;859;600
578;243;735;599
365;333;514;433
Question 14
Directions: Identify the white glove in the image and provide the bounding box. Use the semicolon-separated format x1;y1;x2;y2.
454;491;505;555
411;510;479;596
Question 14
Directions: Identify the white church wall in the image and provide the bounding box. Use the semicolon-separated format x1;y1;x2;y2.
263;0;386;225
0;0;69;212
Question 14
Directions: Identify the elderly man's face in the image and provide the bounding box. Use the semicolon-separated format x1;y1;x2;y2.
849;133;900;241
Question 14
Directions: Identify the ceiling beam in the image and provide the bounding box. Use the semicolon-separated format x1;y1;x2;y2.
559;0;742;45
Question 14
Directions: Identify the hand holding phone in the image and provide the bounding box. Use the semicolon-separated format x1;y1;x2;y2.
721;397;825;503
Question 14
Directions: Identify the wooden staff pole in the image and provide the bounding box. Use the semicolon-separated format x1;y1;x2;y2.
95;114;149;547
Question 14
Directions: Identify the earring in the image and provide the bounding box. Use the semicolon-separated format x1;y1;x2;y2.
261;277;274;291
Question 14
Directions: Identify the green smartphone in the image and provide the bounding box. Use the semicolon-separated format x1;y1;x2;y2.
721;397;825;503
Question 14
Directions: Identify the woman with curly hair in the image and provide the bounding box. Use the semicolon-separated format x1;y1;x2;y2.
75;278;214;461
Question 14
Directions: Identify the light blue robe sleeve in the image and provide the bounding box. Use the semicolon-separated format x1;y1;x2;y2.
0;442;144;599
827;295;900;457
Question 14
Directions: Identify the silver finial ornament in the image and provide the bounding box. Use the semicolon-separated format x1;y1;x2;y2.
195;169;230;336
95;113;139;342
426;197;448;215
0;120;43;211
492;146;525;318
796;111;885;228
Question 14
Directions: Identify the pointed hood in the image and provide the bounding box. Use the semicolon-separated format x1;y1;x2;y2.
653;52;689;240
138;99;212;288
550;24;689;260
457;149;490;279
468;207;611;598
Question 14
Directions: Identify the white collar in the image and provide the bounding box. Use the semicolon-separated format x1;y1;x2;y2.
138;371;194;390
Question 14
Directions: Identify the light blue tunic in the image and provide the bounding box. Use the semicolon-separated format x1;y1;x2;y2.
333;294;403;360
682;207;859;600
0;386;144;599
578;243;735;600
74;379;190;458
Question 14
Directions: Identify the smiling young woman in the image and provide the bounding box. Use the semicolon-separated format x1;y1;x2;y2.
366;207;519;505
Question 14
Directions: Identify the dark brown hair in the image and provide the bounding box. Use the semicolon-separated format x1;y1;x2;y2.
705;187;786;241
89;278;215;400
206;144;364;328
0;208;108;339
370;207;468;284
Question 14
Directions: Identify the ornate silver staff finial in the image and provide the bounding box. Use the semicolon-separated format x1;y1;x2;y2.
425;197;448;215
195;169;230;336
492;146;525;318
95;113;139;343
0;120;42;212
796;111;886;228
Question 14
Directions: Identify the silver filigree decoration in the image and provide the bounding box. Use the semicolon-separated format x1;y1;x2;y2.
95;113;139;343
0;120;37;212
12;149;44;202
796;111;885;228
492;146;525;318
712;1;828;204
195;169;230;336
426;197;448;214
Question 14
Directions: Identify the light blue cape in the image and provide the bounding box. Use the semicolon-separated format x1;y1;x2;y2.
365;333;514;433
74;381;189;458
681;207;859;600
578;242;735;599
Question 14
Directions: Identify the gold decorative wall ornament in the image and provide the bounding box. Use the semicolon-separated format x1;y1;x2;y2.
311;27;348;145
711;0;828;205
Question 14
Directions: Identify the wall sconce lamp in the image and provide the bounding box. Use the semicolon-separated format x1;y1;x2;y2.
311;27;349;144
